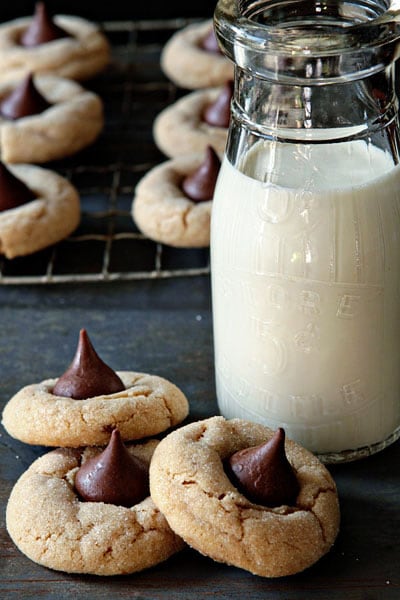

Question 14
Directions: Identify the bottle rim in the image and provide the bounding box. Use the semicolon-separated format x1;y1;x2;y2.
215;0;400;55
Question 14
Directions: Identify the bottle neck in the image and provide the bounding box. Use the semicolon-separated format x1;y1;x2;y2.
226;65;400;165
215;1;400;168
234;64;398;136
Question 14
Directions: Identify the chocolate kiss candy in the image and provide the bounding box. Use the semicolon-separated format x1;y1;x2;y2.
75;429;149;507
20;2;71;47
226;428;300;507
52;328;125;400
0;74;51;120
182;146;221;202
200;28;221;54
0;161;36;212
203;80;233;128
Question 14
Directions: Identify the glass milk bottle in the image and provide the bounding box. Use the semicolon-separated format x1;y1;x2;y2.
210;0;400;461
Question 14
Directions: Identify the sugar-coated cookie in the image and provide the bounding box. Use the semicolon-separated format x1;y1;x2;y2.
150;416;340;578
0;163;80;258
6;440;185;575
0;74;103;163
153;87;229;158
2;371;189;447
161;19;233;89
0;10;110;82
133;149;221;247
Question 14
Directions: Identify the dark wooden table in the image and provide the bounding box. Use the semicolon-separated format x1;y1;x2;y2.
0;6;399;600
0;280;399;600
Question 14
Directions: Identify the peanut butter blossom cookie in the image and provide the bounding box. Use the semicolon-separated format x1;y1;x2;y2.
153;81;232;158
6;431;185;575
0;160;80;258
0;73;104;163
161;19;233;90
0;2;110;83
1;329;189;447
149;416;340;578
133;145;221;247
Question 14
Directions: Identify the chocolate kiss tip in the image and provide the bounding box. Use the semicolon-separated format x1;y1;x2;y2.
74;429;149;507
182;146;221;202
0;161;36;212
227;428;300;507
52;328;125;400
203;80;233;128
20;2;71;47
0;73;51;120
201;28;221;54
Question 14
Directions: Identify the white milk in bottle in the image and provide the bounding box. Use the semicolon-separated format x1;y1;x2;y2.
211;139;400;456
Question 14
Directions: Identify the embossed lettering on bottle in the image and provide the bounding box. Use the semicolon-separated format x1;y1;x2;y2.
211;142;400;454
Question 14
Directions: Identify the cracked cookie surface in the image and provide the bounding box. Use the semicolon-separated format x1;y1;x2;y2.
0;14;110;82
153;87;228;159
2;371;189;447
133;153;213;248
0;163;80;258
161;20;233;90
0;75;103;164
6;440;185;575
149;416;340;577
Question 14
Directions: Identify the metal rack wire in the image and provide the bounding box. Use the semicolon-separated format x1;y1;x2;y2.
0;18;211;284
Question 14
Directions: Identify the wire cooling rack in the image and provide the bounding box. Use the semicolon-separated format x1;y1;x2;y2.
0;18;211;284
